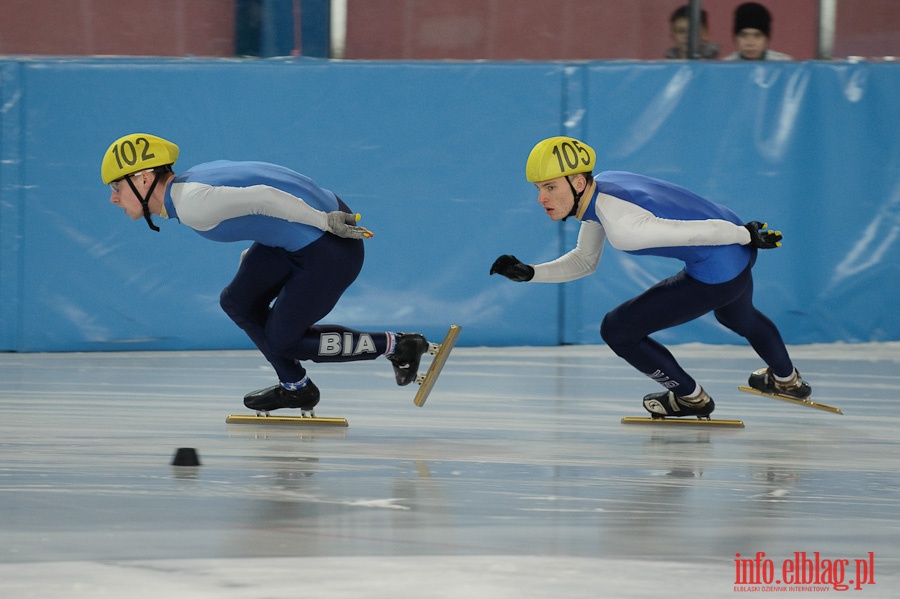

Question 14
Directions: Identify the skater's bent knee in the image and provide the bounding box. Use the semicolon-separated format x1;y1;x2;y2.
600;313;633;348
219;288;238;317
219;287;255;324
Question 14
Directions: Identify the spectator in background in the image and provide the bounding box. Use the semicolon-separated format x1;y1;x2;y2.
665;5;720;59
723;2;792;61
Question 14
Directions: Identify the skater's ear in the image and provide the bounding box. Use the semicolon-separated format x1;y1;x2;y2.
570;173;590;193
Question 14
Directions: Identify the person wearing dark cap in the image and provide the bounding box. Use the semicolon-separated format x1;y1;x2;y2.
723;2;792;61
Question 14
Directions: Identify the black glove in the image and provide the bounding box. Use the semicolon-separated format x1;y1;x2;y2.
490;255;535;282
744;221;782;249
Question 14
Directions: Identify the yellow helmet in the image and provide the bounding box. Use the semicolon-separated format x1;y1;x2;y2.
525;136;596;183
101;133;179;184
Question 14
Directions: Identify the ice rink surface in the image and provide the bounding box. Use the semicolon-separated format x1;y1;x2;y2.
1;343;898;598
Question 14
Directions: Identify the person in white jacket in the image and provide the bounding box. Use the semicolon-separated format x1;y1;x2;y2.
722;2;792;61
490;136;810;419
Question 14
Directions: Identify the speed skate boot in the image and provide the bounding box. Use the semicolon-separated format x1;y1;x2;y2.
243;380;320;412
642;387;715;419
748;368;811;399
388;332;429;386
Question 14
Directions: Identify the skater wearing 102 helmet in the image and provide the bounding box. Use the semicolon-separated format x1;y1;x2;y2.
490;136;811;419
101;133;430;413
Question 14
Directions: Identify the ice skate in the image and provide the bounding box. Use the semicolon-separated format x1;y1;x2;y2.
747;368;811;399
228;380;349;426
388;332;429;386
623;387;743;427
642;387;716;419
225;381;349;427
411;325;461;407
243;380;320;413
739;368;842;415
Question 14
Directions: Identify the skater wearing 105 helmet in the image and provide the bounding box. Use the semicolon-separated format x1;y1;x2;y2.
490;136;811;420
101;133;430;414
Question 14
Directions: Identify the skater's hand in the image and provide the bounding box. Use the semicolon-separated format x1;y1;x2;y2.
326;211;374;240
490;254;535;282
744;221;782;249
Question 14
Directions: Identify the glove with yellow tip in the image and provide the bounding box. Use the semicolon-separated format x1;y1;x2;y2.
326;211;374;240
744;221;782;249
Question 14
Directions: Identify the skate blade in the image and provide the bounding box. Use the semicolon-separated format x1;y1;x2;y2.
225;414;348;426
413;324;461;407
621;416;745;428
738;386;843;415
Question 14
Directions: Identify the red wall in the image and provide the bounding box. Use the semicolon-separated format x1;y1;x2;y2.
835;0;900;58
345;0;899;61
344;0;819;60
0;0;896;60
0;0;234;57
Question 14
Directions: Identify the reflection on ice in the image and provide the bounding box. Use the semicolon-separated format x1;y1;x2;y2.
1;344;898;596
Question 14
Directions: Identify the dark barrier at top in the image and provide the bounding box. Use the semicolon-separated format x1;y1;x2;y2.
0;58;897;351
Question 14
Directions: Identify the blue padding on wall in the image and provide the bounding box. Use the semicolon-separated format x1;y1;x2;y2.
0;62;24;351
567;62;900;345
0;58;897;351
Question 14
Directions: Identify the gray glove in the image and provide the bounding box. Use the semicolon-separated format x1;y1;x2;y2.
326;211;373;240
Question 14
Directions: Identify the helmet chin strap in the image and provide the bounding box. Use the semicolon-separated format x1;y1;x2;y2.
125;172;163;232
562;175;585;221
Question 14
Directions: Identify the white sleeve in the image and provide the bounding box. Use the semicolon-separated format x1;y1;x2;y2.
171;181;329;232
531;221;606;283
597;193;751;251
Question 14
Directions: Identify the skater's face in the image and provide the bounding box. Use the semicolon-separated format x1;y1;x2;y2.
108;171;151;220
535;175;584;221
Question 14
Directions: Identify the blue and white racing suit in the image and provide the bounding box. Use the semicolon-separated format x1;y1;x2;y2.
163;160;388;384
531;171;794;395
